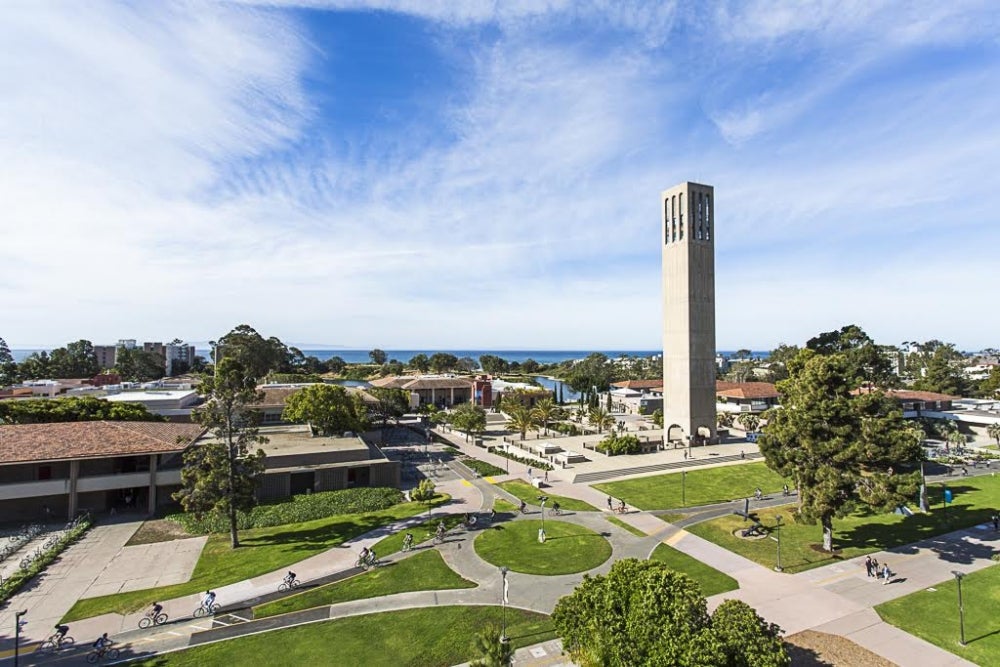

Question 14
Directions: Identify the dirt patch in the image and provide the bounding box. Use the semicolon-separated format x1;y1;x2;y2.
785;630;896;667
126;518;195;546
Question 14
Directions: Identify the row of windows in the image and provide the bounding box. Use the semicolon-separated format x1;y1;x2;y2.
665;190;711;244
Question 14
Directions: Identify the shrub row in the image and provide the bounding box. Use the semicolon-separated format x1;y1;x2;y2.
460;457;505;477
596;434;641;456
551;422;580;436
0;516;93;606
488;446;554;471
167;486;404;534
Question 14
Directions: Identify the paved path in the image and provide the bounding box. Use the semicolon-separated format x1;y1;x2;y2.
3;429;996;666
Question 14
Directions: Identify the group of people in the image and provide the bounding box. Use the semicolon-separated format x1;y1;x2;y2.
864;555;893;585
357;546;379;567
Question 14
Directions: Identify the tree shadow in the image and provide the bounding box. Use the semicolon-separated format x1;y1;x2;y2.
784;642;834;667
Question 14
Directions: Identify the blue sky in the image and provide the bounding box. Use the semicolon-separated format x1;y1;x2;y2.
2;1;998;351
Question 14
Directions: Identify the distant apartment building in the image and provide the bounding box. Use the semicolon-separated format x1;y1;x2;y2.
165;343;196;376
92;339;196;376
94;345;118;370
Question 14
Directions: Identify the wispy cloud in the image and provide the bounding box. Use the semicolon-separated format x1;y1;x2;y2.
2;1;999;351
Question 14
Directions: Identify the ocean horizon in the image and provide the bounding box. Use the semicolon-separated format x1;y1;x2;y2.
10;348;771;365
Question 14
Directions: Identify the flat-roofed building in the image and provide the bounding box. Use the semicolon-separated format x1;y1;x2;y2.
100;389;201;421
0;421;204;521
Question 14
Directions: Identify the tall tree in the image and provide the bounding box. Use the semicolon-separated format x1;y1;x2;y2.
217;325;284;381
48;339;100;378
806;324;896;388
588;406;615;434
532;398;558;435
18;351;52;380
282;384;369;436
738;413;761;433
552;559;787;667
564;353;614;394
759;350;921;551
449;402;487;442
479;354;509;375
987;423;1000;447
913;345;970;396
0;337;18;386
0;395;163;424
175;357;267;548
409;353;430;373
471;624;513;667
368;387;409;438
115;347;166;382
369;348;388;365
505;404;539;441
429;352;459;373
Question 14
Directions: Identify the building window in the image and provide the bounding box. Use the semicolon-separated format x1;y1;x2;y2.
705;194;711;241
38;465;52;480
696;192;704;240
664;198;670;244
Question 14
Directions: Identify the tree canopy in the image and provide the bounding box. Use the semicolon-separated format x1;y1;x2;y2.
448;402;487;441
177;357;267;548
369;348;388;365
0;395;164;424
429;352;459;373
806;324;895;389
552;558;788;667
282;384;369;437
759;349;921;551
0;337;18;386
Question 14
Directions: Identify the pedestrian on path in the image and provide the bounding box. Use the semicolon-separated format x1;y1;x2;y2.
882;563;892;585
865;555;873;577
544;470;549;482
871;557;879;579
607;495;613;511
528;466;533;479
992;512;999;531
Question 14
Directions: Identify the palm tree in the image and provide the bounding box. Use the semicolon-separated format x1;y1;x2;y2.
716;412;734;428
588;407;615;434
947;428;967;452
532;397;557;435
738;412;761;433
506;405;539;441
471;624;513;667
987;422;1000;448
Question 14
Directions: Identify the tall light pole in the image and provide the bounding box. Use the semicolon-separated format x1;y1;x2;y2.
682;470;686;507
537;496;548;543
952;570;966;646
500;566;510;645
14;609;27;667
919;460;928;513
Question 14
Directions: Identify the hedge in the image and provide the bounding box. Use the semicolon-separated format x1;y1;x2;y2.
595;434;641;456
0;516;93;606
461;457;505;477
487;446;554;471
167;487;404;534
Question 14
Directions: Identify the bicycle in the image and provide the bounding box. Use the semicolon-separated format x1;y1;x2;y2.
433;531;445;545
86;645;120;663
138;610;169;629
355;557;371;570
278;578;301;592
39;633;75;653
192;602;221;618
551;506;563;516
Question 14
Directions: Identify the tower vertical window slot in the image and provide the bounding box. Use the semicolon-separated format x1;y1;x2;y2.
679;192;684;240
705;194;711;241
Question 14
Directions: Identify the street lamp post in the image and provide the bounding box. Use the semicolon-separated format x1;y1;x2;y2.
773;515;783;572
682;470;686;507
500;566;510;645
952;570;966;646
14;609;27;667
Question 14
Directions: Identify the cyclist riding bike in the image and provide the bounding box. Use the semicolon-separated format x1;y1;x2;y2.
54;624;69;642
202;590;217;612
367;548;378;566
402;533;414;551
93;633;111;655
552;501;561;515
283;571;297;586
149;602;163;617
519;500;527;514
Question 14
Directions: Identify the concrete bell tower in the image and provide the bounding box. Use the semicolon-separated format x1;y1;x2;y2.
662;181;717;444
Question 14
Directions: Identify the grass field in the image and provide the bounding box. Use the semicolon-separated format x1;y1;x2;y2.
62;495;450;622
474;519;612;575
370;513;469;556
687;477;1000;573
497;480;598;512
648;543;739;597
877;564;1000;666
254;550;475;618
593;462;789;510
130;606;555;666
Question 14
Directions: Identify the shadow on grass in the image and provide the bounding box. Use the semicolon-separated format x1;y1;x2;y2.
784;643;834;667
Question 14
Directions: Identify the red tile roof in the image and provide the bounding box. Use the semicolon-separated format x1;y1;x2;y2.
886;389;957;402
611;380;663;390
0;421;205;465
715;381;779;400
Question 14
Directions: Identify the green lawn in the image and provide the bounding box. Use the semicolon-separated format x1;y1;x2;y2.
254;550;475;618
686;477;1000;573
474;519;612;575
131;606;555;667
606;515;647;537
593;462;789;510
648;543;739;597
497;480;598;512
493;498;519;513
371;513;469;556
877;564;1000;666
62;495;450;622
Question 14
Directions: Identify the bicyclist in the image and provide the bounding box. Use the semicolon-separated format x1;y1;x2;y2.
754;487;763;501
93;633;111;655
618;498;626;513
283;571;296;586
435;522;446;541
489;508;496;522
367;547;377;566
149;601;163;617
402;532;413;550
202;590;217;612
519;500;527;514
358;546;370;564
54;623;69;643
552;501;561;515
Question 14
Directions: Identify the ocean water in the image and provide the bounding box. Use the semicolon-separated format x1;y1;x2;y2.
10;348;769;365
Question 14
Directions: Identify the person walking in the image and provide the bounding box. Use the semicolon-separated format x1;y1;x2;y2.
882;562;892;585
864;555;873;578
992;512;999;531
607;495;613;511
544;470;549;482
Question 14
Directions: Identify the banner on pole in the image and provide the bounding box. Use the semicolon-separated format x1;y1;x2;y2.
503;574;509;604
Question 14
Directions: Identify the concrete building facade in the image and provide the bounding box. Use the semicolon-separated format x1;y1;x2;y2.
662;181;717;444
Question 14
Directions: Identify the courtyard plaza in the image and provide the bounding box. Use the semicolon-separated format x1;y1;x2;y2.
0;427;992;666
